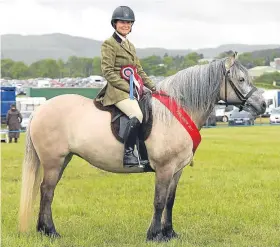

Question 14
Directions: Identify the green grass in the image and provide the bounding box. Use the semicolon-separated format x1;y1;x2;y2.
1;126;280;247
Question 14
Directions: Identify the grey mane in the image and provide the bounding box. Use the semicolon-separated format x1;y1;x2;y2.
151;58;227;124
143;58;251;125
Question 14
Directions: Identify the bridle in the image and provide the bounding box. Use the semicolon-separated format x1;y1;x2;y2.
221;66;257;111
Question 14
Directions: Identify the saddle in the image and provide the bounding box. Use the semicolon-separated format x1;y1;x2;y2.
94;92;154;172
94;93;153;143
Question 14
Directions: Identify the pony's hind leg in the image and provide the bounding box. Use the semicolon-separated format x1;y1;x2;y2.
161;169;182;240
37;154;73;237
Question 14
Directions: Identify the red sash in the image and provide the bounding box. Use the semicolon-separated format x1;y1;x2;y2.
152;91;201;153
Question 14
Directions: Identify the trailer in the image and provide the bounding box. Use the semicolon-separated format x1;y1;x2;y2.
1;86;16;124
16;97;47;112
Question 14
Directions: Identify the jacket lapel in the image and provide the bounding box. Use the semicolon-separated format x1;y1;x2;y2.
112;32;135;57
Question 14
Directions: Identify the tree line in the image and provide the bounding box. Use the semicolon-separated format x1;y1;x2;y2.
1;56;102;79
1;50;279;81
1;52;205;79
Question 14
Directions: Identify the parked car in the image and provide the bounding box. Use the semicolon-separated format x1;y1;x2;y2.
269;107;280;124
20;111;32;130
228;110;255;126
215;105;237;122
223;105;238;122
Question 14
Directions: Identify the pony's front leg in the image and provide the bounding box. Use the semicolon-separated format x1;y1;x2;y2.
161;169;183;240
146;167;174;242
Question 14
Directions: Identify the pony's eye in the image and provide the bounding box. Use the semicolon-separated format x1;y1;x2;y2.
239;77;245;82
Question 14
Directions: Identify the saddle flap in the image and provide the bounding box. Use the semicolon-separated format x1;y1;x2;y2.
93;92;153;143
119;116;129;138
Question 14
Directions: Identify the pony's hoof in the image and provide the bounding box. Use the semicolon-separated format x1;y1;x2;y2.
38;227;61;238
146;231;169;242
162;228;179;239
47;231;61;238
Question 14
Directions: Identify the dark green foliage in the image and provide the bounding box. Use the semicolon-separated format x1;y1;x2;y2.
1;56;102;79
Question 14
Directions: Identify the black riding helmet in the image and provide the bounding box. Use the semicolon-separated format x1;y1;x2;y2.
111;6;135;29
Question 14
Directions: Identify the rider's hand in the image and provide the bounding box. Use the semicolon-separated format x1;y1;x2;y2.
143;86;152;94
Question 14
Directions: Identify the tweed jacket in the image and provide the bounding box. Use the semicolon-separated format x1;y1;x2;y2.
99;32;155;106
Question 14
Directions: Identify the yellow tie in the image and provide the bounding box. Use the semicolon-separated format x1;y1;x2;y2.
123;39;130;50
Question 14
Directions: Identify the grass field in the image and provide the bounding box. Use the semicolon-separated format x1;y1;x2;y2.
1;126;280;247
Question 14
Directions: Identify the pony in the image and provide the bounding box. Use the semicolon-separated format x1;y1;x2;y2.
19;54;266;241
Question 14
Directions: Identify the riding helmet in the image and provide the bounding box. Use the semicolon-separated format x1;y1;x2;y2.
111;6;135;28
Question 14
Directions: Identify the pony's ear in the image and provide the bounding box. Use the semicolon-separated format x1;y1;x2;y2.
233;51;239;59
225;52;237;70
225;57;234;70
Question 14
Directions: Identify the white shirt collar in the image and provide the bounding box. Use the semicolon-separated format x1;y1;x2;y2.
115;31;127;42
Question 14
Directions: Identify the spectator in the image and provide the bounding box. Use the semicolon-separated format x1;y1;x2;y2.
6;104;22;143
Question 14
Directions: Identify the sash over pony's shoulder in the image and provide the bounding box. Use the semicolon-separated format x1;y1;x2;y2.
152;90;201;153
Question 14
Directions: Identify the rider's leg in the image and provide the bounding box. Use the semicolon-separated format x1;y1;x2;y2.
115;98;148;167
115;98;143;123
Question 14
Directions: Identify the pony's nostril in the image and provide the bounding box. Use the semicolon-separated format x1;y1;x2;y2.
261;102;266;109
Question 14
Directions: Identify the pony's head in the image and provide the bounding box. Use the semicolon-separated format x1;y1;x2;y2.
220;52;266;116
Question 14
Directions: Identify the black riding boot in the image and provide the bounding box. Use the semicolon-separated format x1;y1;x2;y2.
123;117;149;168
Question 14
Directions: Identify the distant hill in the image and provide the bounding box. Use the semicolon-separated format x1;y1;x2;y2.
1;33;279;64
1;34;103;65
198;45;280;59
250;48;280;59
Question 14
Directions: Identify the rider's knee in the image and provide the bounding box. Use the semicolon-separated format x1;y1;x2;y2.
132;111;143;123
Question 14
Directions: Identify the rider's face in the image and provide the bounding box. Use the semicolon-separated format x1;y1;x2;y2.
115;20;132;36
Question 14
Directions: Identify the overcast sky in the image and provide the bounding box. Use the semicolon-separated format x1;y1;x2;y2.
0;0;279;49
